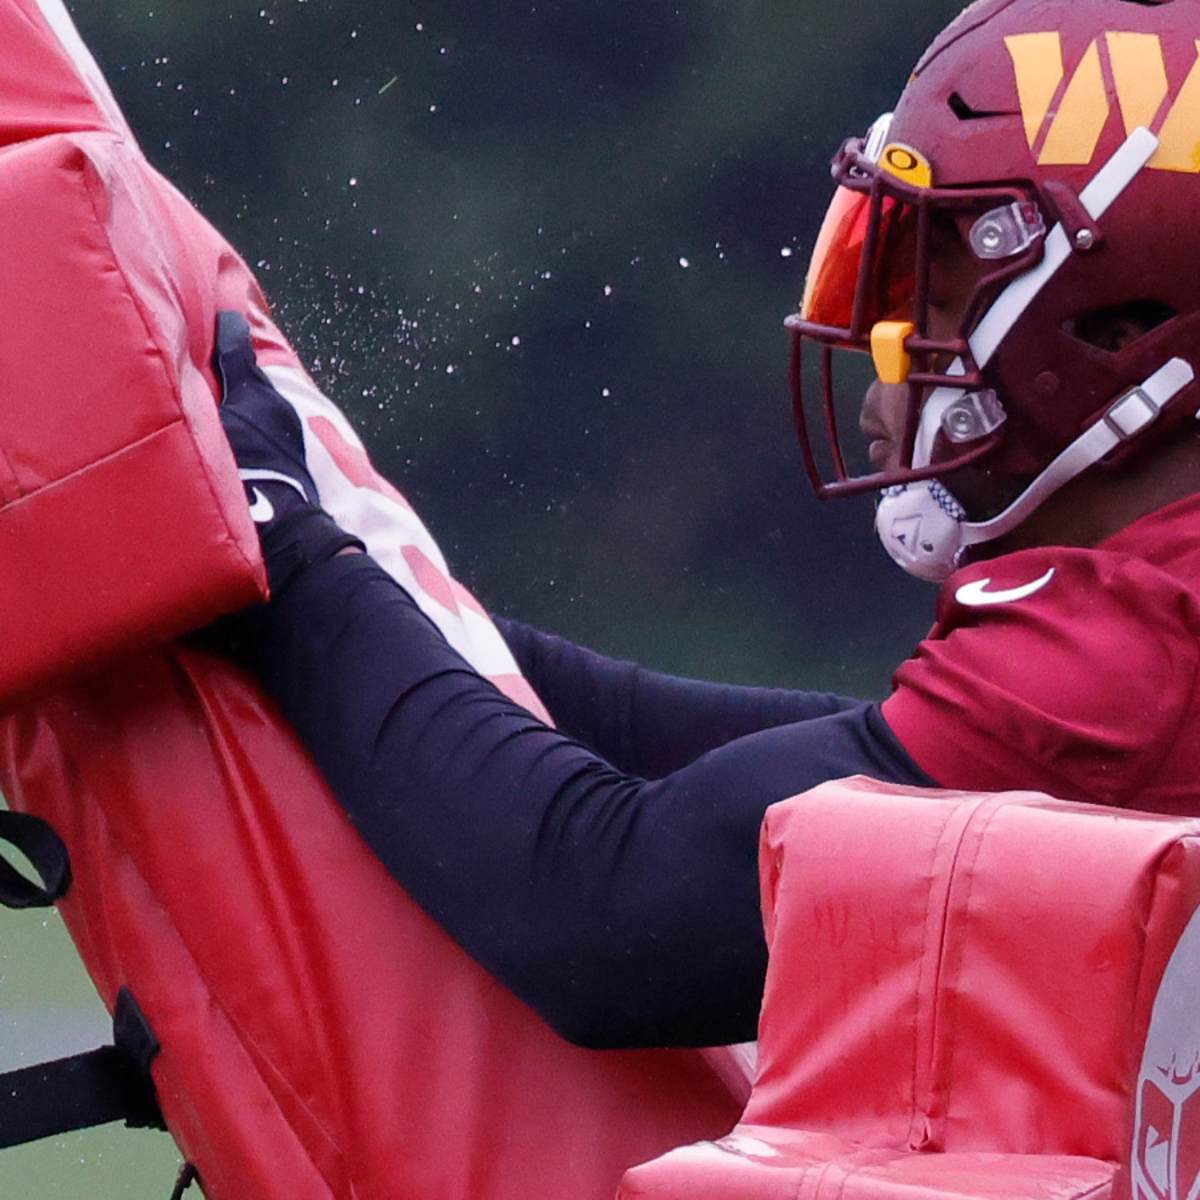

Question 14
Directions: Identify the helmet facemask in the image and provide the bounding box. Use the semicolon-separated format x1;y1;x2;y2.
788;112;1195;582
786;113;1047;501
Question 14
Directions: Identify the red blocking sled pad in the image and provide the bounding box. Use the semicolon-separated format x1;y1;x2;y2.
619;777;1200;1200
0;119;267;701
2;648;744;1199
0;2;747;1196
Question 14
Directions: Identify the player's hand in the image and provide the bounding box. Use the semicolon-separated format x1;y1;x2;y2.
215;310;319;527
215;311;363;595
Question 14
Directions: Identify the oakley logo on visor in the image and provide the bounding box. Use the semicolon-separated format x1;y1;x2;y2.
879;143;933;188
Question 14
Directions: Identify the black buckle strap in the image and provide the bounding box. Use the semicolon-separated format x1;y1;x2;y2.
0;810;70;908
0;816;164;1142
0;816;192;1192
0;988;164;1149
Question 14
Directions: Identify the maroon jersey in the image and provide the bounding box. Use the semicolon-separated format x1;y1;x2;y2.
884;494;1200;815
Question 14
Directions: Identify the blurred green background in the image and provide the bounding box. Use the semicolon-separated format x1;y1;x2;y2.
0;0;964;1193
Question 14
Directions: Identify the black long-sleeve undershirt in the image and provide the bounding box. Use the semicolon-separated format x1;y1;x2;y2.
494;617;863;777
249;553;933;1049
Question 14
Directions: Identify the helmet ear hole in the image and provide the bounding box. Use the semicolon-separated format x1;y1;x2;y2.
1062;300;1177;354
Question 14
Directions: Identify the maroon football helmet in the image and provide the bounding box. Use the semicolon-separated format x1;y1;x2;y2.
788;0;1200;579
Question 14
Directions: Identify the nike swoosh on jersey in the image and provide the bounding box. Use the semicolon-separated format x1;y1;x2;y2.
248;487;275;524
954;567;1055;607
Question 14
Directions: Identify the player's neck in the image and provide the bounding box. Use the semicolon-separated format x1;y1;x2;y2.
983;434;1200;557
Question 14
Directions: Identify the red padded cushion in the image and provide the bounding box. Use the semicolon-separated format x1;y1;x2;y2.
0;132;264;703
620;779;1200;1200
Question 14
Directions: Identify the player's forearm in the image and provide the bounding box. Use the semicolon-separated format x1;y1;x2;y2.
248;552;771;1048
244;550;931;1049
496;616;864;778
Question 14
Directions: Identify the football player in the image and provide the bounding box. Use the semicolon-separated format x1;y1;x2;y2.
216;0;1200;1049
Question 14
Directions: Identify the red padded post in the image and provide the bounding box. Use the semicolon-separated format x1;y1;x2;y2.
619;778;1200;1200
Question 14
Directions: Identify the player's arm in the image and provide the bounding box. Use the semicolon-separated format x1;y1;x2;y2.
494;617;863;777
248;550;933;1049
215;315;934;1048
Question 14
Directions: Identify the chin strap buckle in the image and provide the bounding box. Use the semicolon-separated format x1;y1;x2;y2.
1105;386;1161;440
1104;358;1197;442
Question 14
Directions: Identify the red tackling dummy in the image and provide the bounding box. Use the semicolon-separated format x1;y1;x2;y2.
619;777;1200;1200
0;2;747;1196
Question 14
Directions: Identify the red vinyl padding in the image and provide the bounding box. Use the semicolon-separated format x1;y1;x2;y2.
619;777;1200;1200
0;131;266;704
1;648;743;1199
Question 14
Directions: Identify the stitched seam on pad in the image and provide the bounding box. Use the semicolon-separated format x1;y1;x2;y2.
0;419;183;510
909;800;973;1148
1074;1181;1116;1200
77;141;262;579
937;797;1009;1132
162;651;350;1181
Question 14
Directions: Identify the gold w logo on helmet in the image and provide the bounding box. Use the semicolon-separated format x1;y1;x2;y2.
1006;31;1200;171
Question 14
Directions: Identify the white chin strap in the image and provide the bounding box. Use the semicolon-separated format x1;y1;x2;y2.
877;358;1196;581
876;126;1196;582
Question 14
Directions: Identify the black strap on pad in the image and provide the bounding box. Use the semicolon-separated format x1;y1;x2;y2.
0;814;178;1187
0;810;70;908
0;988;165;1149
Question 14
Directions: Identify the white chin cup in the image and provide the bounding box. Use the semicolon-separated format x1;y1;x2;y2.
874;482;968;583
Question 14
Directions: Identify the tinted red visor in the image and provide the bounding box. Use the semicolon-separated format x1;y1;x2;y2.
800;185;918;335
